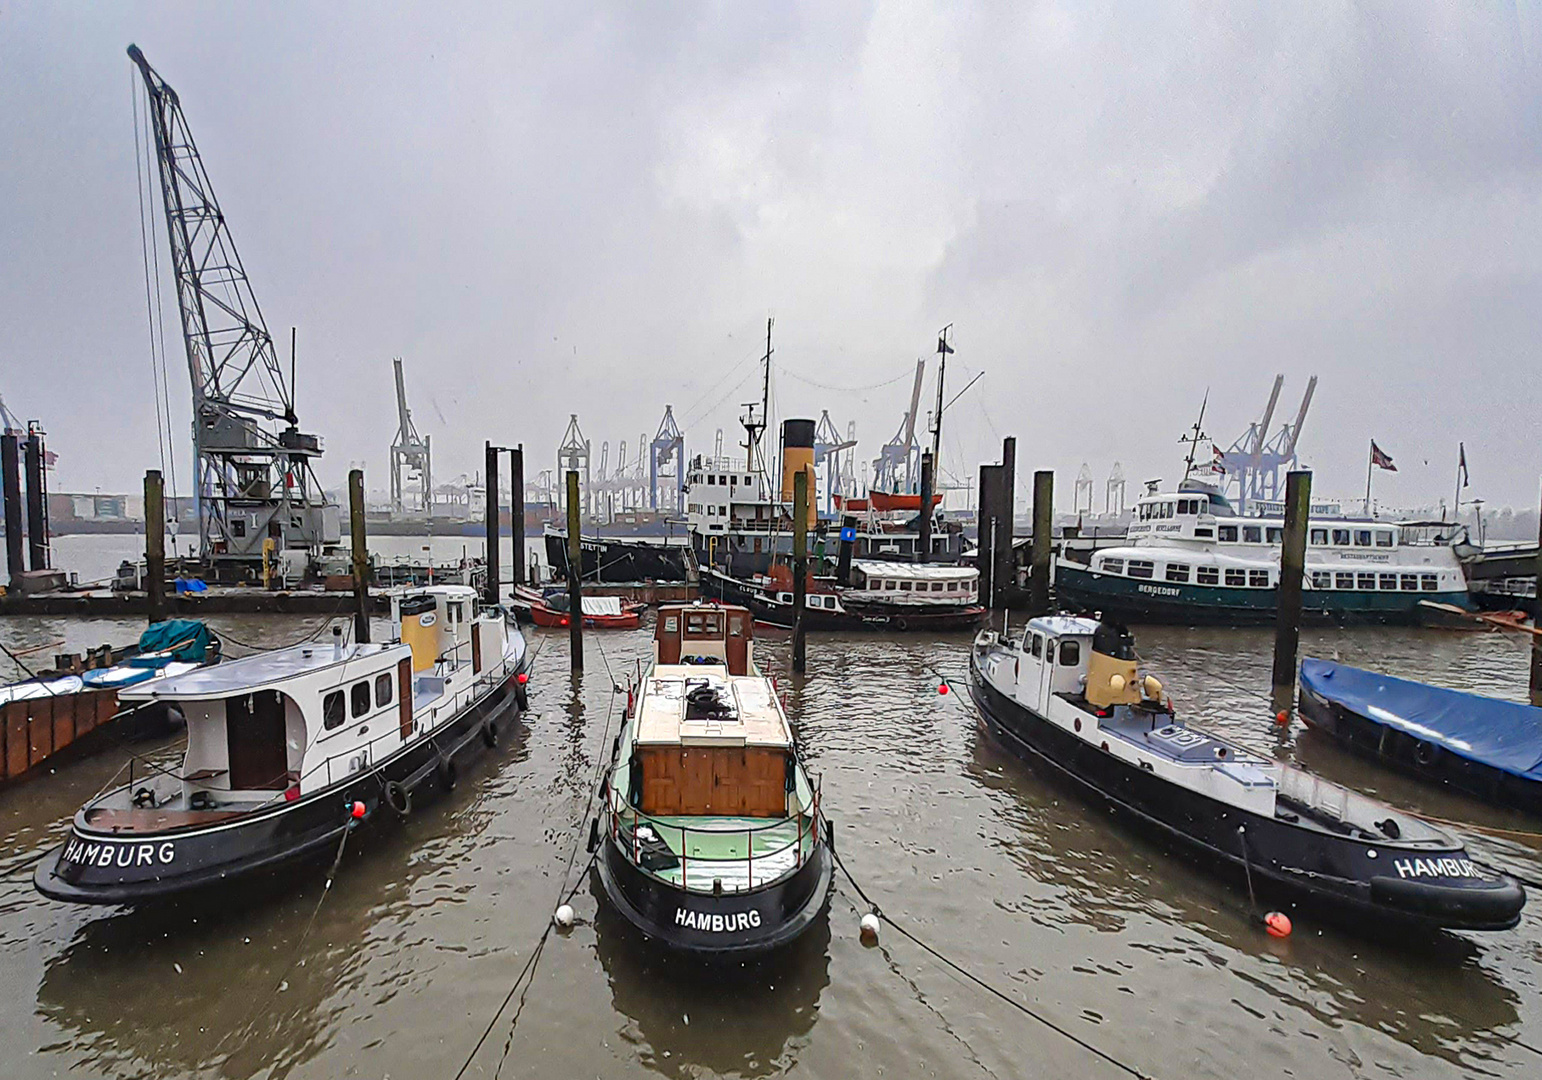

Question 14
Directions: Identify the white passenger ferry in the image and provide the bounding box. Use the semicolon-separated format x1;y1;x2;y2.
1056;480;1473;625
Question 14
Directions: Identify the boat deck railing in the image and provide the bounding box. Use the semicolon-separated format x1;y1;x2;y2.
607;776;823;892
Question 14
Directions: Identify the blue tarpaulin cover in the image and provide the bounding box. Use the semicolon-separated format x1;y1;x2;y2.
1301;658;1542;780
136;620;214;664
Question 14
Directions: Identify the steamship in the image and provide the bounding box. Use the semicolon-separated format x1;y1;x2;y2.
590;601;833;954
1055;479;1474;625
688;418;968;578
35;585;530;904
969;616;1524;931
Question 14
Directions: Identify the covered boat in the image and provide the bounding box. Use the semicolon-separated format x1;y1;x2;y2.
591;602;832;954
35;586;528;904
511;585;643;629
969;616;1524;932
1299;659;1542;812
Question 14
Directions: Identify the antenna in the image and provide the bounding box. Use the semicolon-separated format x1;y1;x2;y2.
1181;390;1209;480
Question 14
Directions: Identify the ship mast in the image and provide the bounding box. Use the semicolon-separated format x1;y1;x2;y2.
930;324;952;468
1181;390;1209;481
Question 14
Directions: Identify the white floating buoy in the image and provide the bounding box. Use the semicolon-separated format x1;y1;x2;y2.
554;903;576;930
859;912;880;945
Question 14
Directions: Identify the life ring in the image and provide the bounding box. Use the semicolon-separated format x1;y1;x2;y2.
895;616;910;631
1414;740;1439;767
383;779;412;817
437;755;458;790
481;717;499;748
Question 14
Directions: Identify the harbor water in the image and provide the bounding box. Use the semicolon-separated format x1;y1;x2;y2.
2;590;1541;1076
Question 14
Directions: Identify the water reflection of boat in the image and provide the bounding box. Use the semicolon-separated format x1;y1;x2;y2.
590;868;830;1078
962;727;1527;1074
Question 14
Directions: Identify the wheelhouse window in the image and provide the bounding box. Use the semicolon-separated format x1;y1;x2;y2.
1248;569;1270;588
1218;525;1238;542
375;673;393;708
1355;530;1373;547
1311;571;1331;588
1165;563;1190;583
900;581;913;591
1127;560;1154;579
1197;566;1220;585
1335;572;1354;589
1332;528;1351;546
352;680;372;718
323;690;345;730
1060;640;1081;665
1310;528;1328;545
1243;526;1263;543
1224;569;1246;587
1030;634;1043;658
1375;531;1394;548
1102;557;1124;575
1420;573;1439;591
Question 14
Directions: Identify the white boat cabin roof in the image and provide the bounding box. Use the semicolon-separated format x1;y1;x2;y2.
1022;615;1100;638
850;560;977;582
635;668;790;749
120;641;403;701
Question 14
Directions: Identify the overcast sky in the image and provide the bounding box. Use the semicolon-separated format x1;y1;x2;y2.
2;1;1539;513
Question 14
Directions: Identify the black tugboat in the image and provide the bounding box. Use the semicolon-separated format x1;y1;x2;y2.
35;586;530;904
591;602;833;954
969;616;1525;932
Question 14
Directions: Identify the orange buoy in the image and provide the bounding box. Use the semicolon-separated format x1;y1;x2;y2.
1263;911;1292;938
516;672;529;685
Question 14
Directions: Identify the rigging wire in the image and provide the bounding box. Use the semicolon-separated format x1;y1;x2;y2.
132;71;169;488
774;363;915;394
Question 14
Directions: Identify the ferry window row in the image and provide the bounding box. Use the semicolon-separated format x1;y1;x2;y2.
1311;571;1439;592
1138;497;1208;521
874;578;976;594
1216;524;1395;548
323;672;395;731
700;474;755;487
1101;557;1270;587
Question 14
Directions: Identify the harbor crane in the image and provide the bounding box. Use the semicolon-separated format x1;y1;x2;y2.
813;410;857;513
389;358;432;516
1074;464;1094;515
872;359;926;494
1216;375;1317;512
129;45;335;573
649;405;685;513
557;414;591;516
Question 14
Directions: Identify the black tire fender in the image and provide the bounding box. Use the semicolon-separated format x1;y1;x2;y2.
481;717;498;748
437;754;458;791
383;779;412;817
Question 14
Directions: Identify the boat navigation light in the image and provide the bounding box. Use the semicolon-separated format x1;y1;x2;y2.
859;912;881;945
554;903;575;930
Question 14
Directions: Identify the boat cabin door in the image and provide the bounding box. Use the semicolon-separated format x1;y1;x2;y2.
725;610;749;674
226;690;290;790
1015;631;1050;712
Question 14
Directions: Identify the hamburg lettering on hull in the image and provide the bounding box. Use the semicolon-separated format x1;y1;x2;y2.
675;908;763;932
1393;857;1479;880
61;837;176;868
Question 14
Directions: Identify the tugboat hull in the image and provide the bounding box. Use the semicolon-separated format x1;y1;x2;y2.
35;671;525;905
968;648;1524;932
594;826;833;957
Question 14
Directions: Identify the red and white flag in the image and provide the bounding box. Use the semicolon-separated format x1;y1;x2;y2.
1370;441;1396;472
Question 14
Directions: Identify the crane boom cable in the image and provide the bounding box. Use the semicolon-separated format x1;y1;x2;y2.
131;69;170;487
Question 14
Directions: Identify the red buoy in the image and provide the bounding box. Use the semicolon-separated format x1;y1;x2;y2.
350;800;366;820
1274;709;1289;727
938;683;949;695
1264;911;1292;938
516;672;529;685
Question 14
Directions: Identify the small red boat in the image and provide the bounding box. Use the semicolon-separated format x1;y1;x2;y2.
512;586;643;629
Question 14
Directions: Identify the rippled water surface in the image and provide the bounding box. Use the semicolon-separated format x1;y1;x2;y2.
2;612;1540;1079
